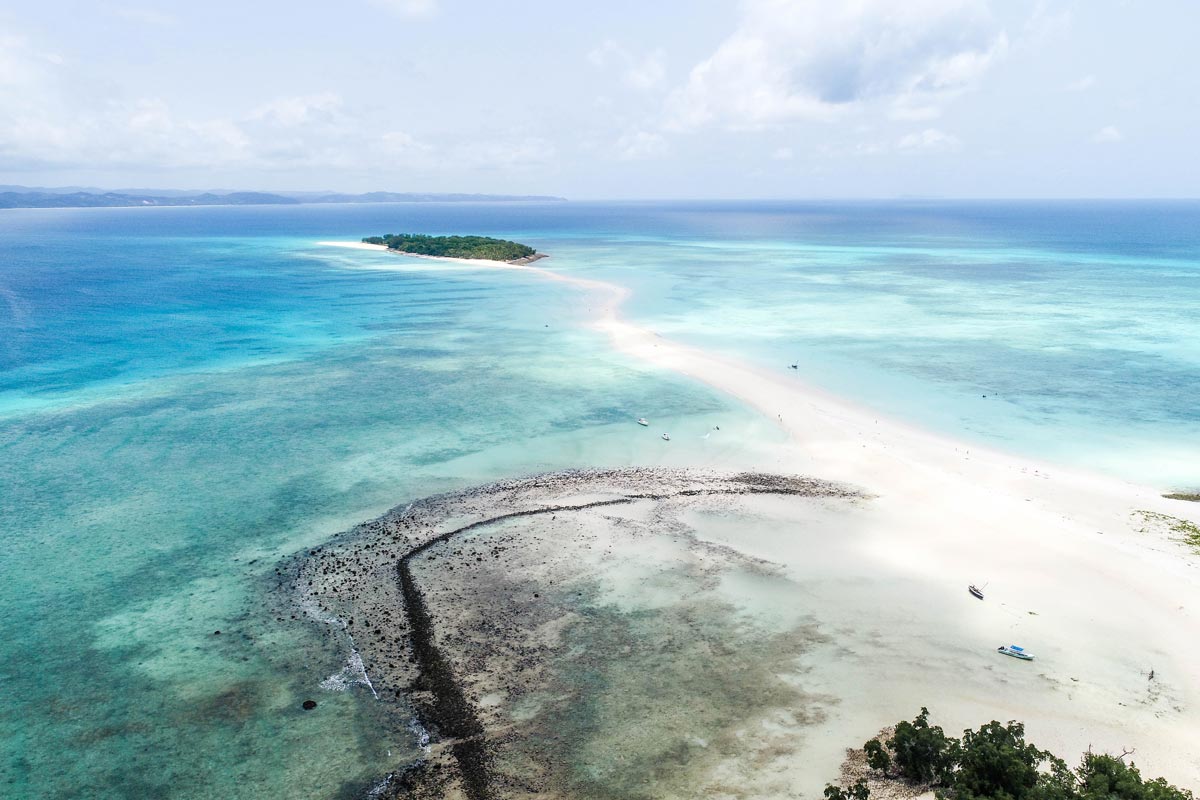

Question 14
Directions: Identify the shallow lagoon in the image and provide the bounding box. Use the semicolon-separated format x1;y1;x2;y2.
2;201;1197;797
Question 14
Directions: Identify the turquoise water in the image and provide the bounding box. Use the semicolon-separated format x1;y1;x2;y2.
540;201;1200;485
1;201;1198;798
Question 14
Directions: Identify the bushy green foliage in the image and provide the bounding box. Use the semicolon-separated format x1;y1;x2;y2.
848;710;1194;800
864;738;891;773
887;707;957;784
824;779;870;800
362;233;536;261
1074;754;1194;800
952;720;1059;800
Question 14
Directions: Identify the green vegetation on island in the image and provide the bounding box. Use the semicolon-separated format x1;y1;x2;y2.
826;708;1193;800
362;233;537;261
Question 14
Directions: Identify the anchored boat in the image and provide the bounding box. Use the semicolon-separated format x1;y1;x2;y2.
661;433;670;441
969;584;984;600
998;644;1034;661
637;417;649;426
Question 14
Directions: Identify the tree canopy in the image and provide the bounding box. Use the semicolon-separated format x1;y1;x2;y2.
827;709;1193;800
362;233;536;261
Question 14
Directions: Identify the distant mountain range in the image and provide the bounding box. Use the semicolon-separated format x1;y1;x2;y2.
0;186;566;209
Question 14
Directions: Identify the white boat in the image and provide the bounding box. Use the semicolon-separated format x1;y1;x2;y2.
661;433;670;441
997;644;1034;661
637;418;649;426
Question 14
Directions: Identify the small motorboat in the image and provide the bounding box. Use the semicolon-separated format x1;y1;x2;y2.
969;584;984;600
637;418;649;426
997;644;1034;661
661;433;670;441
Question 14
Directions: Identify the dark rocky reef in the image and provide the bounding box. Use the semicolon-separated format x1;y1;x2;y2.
281;468;862;799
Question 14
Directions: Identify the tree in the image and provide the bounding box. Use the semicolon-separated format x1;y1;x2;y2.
864;738;891;774
858;709;1193;800
887;707;958;784
951;719;1057;800
825;779;871;800
1074;753;1194;800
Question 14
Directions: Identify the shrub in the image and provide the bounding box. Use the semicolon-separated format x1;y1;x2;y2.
951;719;1057;800
858;709;1194;800
825;779;871;800
864;738;891;773
1075;753;1194;800
887;707;957;784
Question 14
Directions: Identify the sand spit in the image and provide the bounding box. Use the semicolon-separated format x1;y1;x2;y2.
283;468;861;799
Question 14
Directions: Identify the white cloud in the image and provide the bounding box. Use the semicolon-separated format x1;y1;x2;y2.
614;131;668;160
0;33;434;173
666;0;1007;130
109;6;178;27
897;128;962;152
249;93;343;127
1065;75;1096;92
452;137;556;170
369;0;436;17
377;130;429;158
588;40;667;91
1022;2;1073;43
1092;125;1123;143
771;146;794;160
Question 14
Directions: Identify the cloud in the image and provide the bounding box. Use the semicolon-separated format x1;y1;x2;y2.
771;146;794;160
369;0;436;17
377;130;430;158
108;6;178;26
1092;125;1123;143
897;128;962;152
1065;75;1096;92
666;0;1007;130
0;34;432;173
614;130;668;160
588;40;666;91
451;137;557;170
249;93;343;127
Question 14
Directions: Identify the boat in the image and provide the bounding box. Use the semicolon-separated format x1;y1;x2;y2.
969;584;984;600
997;644;1034;661
637;418;649;426
661;433;670;441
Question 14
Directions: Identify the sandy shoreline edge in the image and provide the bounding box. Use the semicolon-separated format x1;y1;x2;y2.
313;239;1200;789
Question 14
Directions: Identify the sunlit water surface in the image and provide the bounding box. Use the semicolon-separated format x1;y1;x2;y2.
1;201;1197;798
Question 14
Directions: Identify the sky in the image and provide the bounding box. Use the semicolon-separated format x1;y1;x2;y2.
1;0;1197;198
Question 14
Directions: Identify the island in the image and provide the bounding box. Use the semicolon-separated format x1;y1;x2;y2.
362;233;544;263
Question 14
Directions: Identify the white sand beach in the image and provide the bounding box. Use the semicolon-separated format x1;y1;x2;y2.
319;241;1200;788
585;270;1200;787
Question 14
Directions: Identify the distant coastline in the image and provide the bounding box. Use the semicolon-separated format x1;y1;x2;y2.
0;186;566;210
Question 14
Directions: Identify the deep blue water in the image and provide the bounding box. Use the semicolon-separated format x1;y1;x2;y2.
1;201;1197;798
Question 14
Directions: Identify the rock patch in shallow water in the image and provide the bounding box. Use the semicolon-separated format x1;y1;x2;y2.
283;468;863;798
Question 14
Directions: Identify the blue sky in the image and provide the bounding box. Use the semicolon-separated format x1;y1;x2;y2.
1;0;1196;198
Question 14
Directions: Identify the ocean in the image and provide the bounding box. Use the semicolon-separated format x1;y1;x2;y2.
1;201;1197;798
